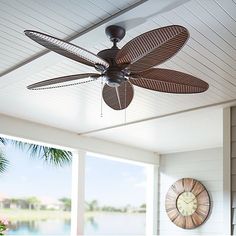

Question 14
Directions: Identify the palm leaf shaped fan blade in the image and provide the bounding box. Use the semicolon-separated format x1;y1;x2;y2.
115;25;189;73
102;81;134;110
27;73;101;90
130;68;209;93
24;30;109;69
25;25;208;110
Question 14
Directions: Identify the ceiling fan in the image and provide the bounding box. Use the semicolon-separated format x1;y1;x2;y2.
24;25;209;110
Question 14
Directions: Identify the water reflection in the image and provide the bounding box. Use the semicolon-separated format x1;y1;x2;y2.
84;213;146;235
6;213;145;235
87;216;98;230
9;220;38;233
7;219;71;235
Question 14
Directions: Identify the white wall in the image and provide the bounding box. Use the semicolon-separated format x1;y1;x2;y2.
158;147;223;235
231;107;236;234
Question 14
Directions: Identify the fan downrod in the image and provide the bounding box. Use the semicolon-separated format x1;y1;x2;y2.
105;25;126;44
95;25;128;88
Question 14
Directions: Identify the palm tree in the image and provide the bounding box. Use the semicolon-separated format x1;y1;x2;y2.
59;198;71;211
88;200;99;212
0;137;72;174
26;197;41;210
0;139;9;174
0;138;6;145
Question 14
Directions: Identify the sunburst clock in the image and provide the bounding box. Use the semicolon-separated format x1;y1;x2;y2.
165;178;211;229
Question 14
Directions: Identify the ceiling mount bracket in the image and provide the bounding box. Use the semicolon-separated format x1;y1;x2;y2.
105;25;126;45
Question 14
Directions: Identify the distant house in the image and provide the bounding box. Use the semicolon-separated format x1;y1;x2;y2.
0;198;28;210
0;194;65;210
0;195;4;209
1;199;10;209
39;197;64;210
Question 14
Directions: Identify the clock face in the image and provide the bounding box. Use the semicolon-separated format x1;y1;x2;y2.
165;178;210;229
177;192;197;216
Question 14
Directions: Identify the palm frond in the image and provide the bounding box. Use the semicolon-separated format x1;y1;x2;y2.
12;141;72;167
0;150;9;174
0;138;6;145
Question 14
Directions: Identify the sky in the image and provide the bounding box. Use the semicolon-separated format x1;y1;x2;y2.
85;155;147;207
0;139;146;207
0;142;72;199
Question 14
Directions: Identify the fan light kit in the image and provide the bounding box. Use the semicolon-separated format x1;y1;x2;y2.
25;25;209;110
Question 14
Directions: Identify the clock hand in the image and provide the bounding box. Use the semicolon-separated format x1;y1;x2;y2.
186;197;196;204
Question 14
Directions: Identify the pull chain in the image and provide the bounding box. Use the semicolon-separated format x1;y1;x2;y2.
100;78;103;117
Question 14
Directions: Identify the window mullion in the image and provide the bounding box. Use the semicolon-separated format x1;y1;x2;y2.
145;156;160;235
71;150;86;236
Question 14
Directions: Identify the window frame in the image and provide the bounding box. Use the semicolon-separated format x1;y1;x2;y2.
71;151;159;236
0;115;159;236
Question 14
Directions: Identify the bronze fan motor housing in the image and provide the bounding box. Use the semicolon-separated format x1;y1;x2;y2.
97;25;128;88
24;24;209;110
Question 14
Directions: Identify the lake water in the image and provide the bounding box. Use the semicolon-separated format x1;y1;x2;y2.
6;213;145;235
6;219;71;235
85;213;146;235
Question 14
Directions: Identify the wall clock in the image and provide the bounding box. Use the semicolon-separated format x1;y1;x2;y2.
165;178;210;229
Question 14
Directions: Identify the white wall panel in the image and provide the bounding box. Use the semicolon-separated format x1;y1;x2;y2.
159;148;223;235
232;107;236;233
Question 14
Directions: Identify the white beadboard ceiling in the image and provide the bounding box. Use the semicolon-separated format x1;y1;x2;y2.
86;107;223;154
0;0;141;74
0;0;235;152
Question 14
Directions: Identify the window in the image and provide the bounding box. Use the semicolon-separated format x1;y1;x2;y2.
0;137;72;235
84;153;147;235
0;137;155;236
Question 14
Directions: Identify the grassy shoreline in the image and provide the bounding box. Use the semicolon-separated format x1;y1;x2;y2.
0;209;70;221
85;211;145;217
0;209;145;221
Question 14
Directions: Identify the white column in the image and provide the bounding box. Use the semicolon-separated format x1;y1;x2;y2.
146;154;160;236
223;107;231;234
71;150;86;236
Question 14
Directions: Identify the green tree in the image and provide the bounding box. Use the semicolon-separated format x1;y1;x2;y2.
59;198;71;211
88;200;99;211
139;203;146;213
9;198;23;209
0;138;72;174
140;203;146;209
26;197;41;210
10;198;19;205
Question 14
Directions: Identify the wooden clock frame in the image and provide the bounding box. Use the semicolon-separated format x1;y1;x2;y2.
165;178;211;229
